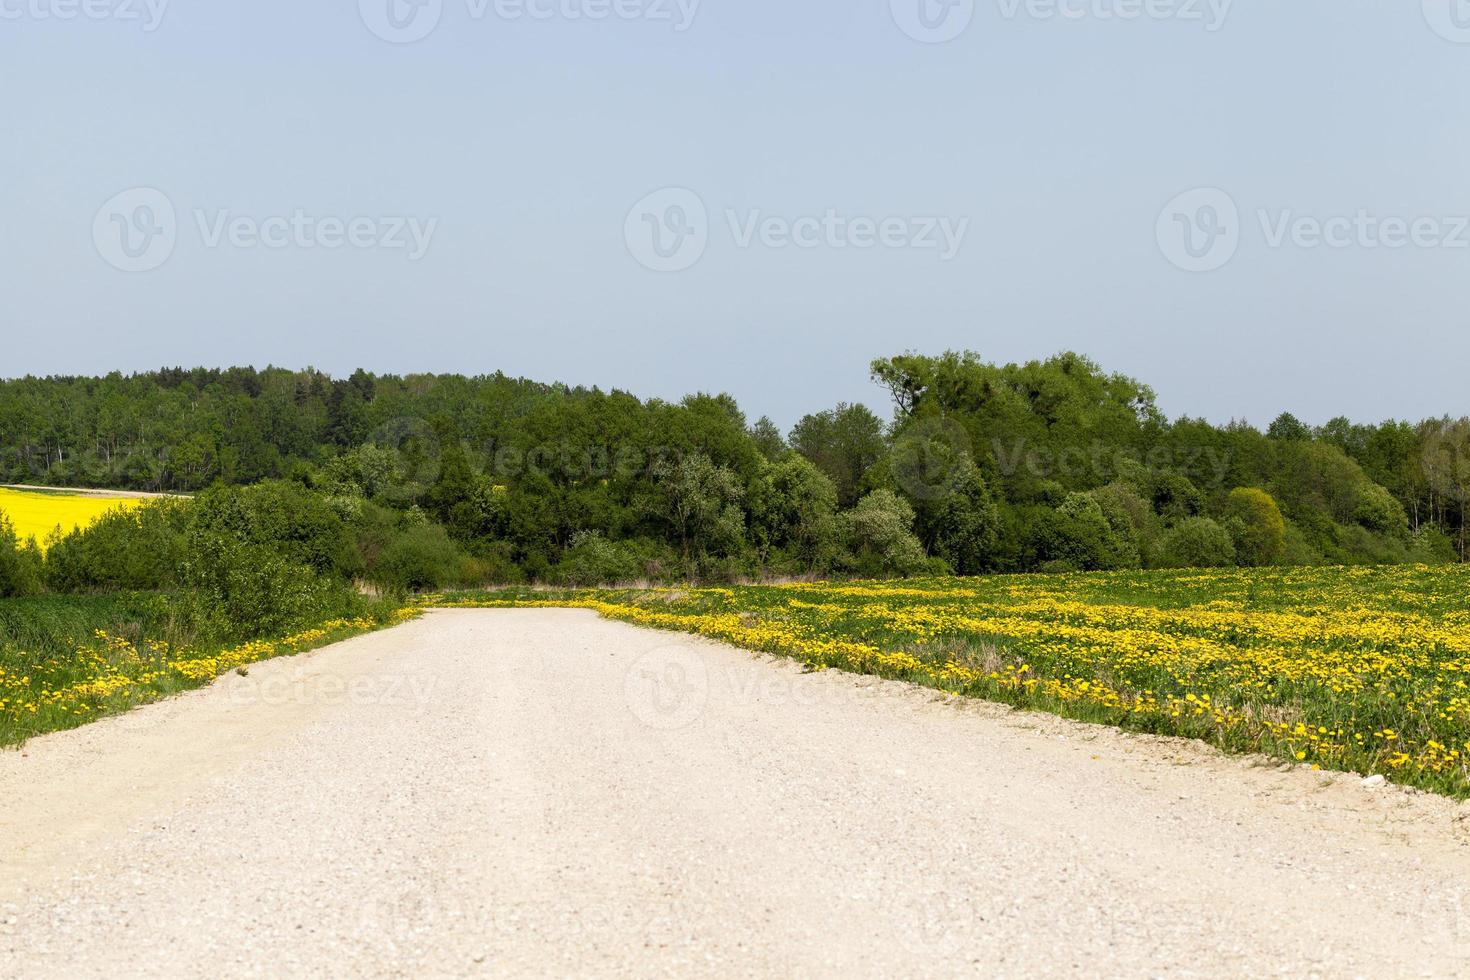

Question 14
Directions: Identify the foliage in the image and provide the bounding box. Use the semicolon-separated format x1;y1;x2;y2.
1223;488;1287;566
647;453;746;579
0;513;43;598
371;523;480;592
554;531;647;587
839;490;930;577
1157;517;1237;569
789;403;886;508
747;454;841;574
0;353;1465;581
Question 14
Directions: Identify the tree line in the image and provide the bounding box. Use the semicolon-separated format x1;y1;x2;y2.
1;352;1466;595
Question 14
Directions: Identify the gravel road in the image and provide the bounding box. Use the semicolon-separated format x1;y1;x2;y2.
3;609;1469;978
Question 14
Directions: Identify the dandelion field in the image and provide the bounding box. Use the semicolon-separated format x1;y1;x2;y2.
440;564;1470;798
0;487;147;547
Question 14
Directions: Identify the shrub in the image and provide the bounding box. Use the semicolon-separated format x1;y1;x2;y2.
1023;495;1134;572
0;513;42;598
839;490;929;577
187;482;362;580
1281;522;1324;566
1354;481;1408;534
1157;517;1237;568
1088;482;1156;568
747;455;841;574
372;523;474;592
1223;488;1286;566
181;529;345;638
555;531;643;587
1407;526;1458;564
44;498;190;592
909;450;1001;575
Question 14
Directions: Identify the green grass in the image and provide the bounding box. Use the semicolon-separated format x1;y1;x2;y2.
0;592;413;748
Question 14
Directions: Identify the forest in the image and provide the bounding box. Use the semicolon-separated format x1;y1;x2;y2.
1;352;1466;600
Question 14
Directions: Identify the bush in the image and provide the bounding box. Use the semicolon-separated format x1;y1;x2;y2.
1407;526;1458;564
555;531;643;587
1157;517;1237;568
747;455;841;574
1281;522;1324;566
1088;483;1156;568
1150;472;1206;521
44;498;190;592
1223;488;1286;566
1023;495;1134;572
190;481;362;579
1335;524;1412;565
181;529;346;638
0;513;42;598
372;523;475;592
839;490;929;577
1354;481;1408;534
909;450;1001;575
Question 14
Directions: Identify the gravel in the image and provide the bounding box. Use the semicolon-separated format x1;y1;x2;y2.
2;608;1469;978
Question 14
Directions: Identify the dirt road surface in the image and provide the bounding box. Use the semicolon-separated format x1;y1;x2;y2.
3;609;1469;978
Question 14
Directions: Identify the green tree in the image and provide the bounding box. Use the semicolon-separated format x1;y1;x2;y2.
1223;488;1287;566
748;454;840;573
1268;413;1310;441
649;453;746;578
0;512;42;597
1157;517;1237;568
909;449;1000;574
839;490;929;577
790;403;887;508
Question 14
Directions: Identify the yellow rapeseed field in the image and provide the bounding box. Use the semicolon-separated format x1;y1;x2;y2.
438;565;1470;797
0;487;147;548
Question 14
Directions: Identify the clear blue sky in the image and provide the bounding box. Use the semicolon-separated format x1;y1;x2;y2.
3;1;1468;430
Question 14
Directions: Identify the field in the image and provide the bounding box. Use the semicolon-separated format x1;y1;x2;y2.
0;594;415;747
0;486;148;547
438;564;1470;797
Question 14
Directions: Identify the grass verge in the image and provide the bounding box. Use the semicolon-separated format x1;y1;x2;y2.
0;593;417;748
